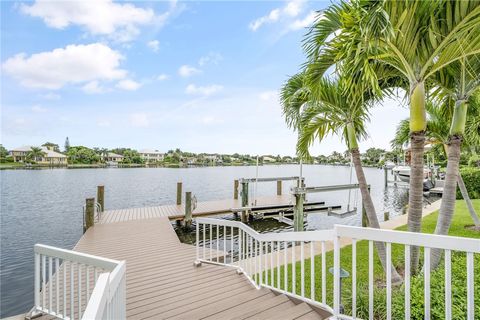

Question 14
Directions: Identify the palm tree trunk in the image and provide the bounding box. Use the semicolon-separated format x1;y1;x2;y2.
458;171;480;227
351;148;403;285
407;81;427;274
406;131;426;274
430;137;461;268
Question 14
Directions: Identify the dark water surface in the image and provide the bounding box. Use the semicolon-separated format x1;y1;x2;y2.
0;165;408;317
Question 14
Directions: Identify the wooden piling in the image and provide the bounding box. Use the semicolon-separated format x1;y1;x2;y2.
184;191;192;227
234;179;239;200
176;182;182;205
276;180;282;196
84;198;95;233
241;181;249;222
97;185;104;212
384;167;388;188
293;193;304;231
384;211;390;221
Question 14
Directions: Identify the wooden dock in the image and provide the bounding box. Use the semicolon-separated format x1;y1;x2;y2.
99;195;295;224
62;217;329;319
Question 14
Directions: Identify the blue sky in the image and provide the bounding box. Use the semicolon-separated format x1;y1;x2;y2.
1;0;408;155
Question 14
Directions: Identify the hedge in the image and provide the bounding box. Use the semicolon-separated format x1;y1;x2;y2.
457;167;480;199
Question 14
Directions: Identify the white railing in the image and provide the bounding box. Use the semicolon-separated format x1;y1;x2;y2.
32;244;126;320
195;218;480;320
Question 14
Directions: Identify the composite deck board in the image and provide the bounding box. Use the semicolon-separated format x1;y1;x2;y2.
36;210;329;319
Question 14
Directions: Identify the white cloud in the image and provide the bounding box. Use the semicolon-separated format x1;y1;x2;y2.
249;8;280;31
130;113;149;127
116;79;141;91
290;11;317;30
178;65;201;78
249;0;313;32
21;0;154;42
31;105;48;113
147;40;160;52
259;90;278;101
185;84;223;96
157;74;169;81
198;52;223;66
2;43;126;90
82;81;107;94
40;93;61;100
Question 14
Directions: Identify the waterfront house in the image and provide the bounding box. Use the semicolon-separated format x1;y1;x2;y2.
139;149;164;163
10;146;67;165
262;156;277;163
104;152;124;164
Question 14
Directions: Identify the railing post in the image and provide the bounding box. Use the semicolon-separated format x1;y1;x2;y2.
184;191;192;227
97;185;105;212
293;192;304;231
234;179;239;200
333;228;340;316
84;198;95;233
34;251;40;309
277;180;282;196
176;182;182;205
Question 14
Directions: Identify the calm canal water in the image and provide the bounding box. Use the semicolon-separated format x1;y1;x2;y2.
0;165;409;317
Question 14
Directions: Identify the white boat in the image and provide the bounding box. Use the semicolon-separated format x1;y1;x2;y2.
384;161;396;169
392;165;432;183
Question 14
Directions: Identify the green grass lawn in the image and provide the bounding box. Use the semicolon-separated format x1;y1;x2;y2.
263;200;480;319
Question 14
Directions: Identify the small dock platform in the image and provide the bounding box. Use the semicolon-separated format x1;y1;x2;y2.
99;195;295;224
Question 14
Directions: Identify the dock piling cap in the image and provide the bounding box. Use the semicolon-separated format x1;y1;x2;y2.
329;267;350;278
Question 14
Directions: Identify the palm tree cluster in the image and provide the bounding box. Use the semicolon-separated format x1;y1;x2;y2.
281;0;480;277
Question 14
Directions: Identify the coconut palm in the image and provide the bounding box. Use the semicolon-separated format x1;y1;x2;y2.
281;73;403;284
303;0;480;272
26;147;46;163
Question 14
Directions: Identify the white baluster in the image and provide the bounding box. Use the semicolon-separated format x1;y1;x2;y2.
42;255;46;310
230;226;234;264
322;241;326;305
202;224;206;260
216;224;219;263
352;239;356;318
277;241;281;289
444;249;451;320
386;242;391;320
55;258;59;314
333;234;340;316
78;263;82;319
310;241;315;301
405;245;410;320
284;241;288;291
368;241;373;320
424;247;430;320
70;262;74;320
49;256;52;312
301;241;305;297
259;240;263;285
270;241;274;286
196;223;199;261
292;241;296;294
466;252;474;320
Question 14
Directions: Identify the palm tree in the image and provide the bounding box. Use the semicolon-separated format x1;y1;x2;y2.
429;59;480;267
391;99;480;232
27;147;46;163
303;0;480;273
281;73;403;284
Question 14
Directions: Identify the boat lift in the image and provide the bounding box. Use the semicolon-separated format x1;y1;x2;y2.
291;184;361;231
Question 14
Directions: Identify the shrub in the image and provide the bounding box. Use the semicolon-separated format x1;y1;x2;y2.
457;167;480;199
468;154;480;167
